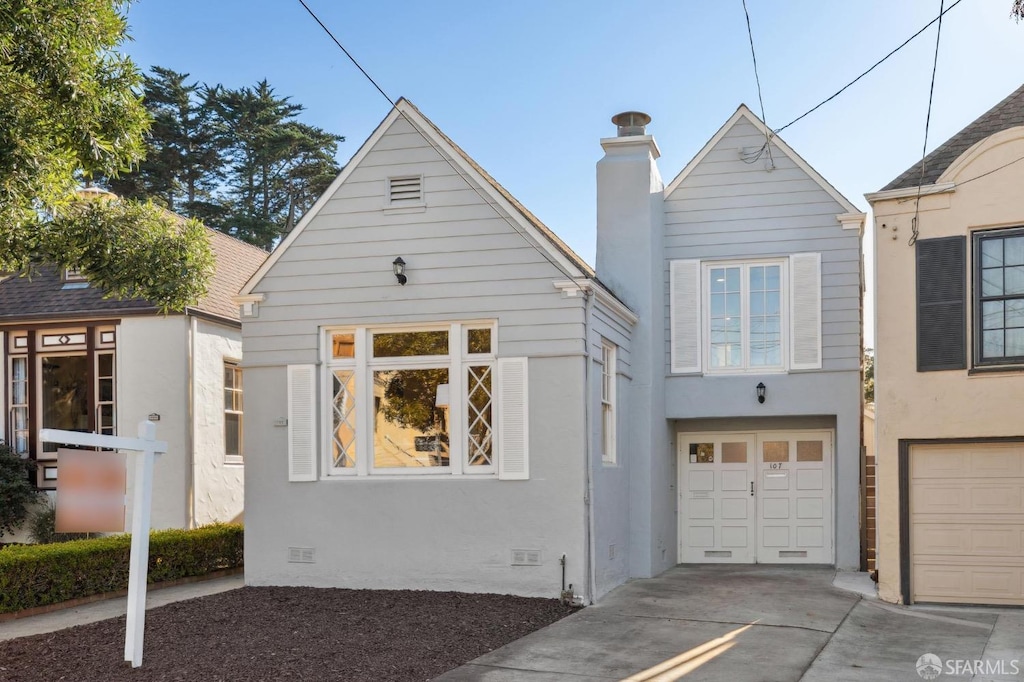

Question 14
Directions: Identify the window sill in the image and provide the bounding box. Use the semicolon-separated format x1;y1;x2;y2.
319;473;498;481
968;365;1024;376
224;457;244;467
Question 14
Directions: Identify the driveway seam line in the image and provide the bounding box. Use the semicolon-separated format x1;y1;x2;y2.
797;594;861;681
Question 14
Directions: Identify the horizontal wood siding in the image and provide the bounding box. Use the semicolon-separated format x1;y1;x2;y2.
246;115;584;366
590;304;633;375
663;118;861;373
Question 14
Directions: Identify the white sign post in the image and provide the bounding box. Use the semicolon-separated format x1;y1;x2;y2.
40;421;167;668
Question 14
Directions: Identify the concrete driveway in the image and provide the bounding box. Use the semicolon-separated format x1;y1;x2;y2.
435;566;1024;681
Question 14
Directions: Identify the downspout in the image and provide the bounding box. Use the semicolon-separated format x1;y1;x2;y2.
583;289;596;605
186;314;197;529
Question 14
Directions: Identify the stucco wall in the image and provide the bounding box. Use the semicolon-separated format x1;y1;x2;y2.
244;355;587;597
118;316;189;530
871;126;1024;603
192;319;244;525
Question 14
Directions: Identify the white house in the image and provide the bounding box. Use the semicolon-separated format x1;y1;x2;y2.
237;100;864;600
0;222;267;533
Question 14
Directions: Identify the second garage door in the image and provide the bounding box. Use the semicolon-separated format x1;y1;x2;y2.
910;441;1024;605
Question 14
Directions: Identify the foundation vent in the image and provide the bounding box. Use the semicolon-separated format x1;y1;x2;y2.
288;547;316;563
511;549;542;566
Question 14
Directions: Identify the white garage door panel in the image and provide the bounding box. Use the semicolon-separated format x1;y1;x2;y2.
910;442;1024;605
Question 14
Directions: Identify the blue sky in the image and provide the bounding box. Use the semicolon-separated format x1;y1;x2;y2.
121;0;1024;344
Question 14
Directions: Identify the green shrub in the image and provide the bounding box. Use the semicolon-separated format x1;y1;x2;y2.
28;500;93;544
0;442;40;538
0;523;243;614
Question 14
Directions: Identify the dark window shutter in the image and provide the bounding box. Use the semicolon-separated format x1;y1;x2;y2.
916;236;966;371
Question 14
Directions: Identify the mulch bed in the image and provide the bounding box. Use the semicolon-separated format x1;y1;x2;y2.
0;586;577;681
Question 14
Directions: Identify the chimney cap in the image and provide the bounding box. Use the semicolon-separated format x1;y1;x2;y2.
611;111;651;137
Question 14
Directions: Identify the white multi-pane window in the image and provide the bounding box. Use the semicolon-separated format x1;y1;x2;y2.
224;362;243;461
706;260;786;372
601;341;617;465
324;323;495;476
9;356;29;455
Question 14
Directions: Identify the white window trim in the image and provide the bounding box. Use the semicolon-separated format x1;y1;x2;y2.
321;321;497;479
702;258;789;375
224;360;243;465
600;340;617;465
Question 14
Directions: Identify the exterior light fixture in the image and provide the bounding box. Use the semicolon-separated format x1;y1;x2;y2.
392;257;407;285
756;382;766;404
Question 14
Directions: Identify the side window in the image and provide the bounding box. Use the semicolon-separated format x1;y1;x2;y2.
224;362;243;461
601;341;617;464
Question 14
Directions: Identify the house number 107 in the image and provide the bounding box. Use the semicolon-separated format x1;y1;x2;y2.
769;463;784;470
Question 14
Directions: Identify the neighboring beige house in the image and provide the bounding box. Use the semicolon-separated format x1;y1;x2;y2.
0;209;267;536
867;83;1024;606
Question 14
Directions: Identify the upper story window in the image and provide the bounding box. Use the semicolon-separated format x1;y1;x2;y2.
670;254;821;375
325;323;495;476
706;261;785;371
976;227;1024;366
601;341;617;465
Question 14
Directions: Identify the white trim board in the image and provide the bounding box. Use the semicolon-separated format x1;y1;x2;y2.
240;99;587;296
663;105;862;215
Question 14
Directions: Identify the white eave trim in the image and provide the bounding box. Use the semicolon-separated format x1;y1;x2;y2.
836;212;867;235
864;182;956;203
553;280;639;326
663;105;862;215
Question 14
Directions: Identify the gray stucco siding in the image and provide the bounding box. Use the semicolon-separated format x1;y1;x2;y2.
243;356;589;597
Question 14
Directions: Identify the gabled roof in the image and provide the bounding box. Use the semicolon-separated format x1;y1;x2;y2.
240;98;594;296
882;83;1024;191
663;104;861;214
0;227;267;323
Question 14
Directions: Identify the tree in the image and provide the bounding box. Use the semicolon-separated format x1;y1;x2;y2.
864;348;875;403
209;81;343;249
1014;0;1024;21
0;0;212;312
107;66;223;217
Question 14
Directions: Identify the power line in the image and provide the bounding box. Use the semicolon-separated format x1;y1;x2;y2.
741;0;774;168
910;0;947;246
776;0;964;135
295;0;588;290
956;153;1024;187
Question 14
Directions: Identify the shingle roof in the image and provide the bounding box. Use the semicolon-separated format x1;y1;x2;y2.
882;83;1024;191
0;228;267;323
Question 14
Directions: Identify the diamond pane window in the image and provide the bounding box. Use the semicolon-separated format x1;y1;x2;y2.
332;370;357;468
467;365;493;466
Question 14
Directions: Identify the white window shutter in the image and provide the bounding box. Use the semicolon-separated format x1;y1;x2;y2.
287;364;318;482
790;253;822;370
497;357;529;480
670;260;702;373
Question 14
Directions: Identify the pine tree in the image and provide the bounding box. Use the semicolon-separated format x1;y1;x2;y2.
108;67;222;217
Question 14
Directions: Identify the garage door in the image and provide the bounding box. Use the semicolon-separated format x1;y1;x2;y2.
678;431;833;564
910;442;1024;605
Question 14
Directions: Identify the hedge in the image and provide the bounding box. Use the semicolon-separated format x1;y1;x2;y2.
0;523;243;614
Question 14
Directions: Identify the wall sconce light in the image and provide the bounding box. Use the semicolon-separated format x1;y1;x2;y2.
392;257;407;285
756;382;766;404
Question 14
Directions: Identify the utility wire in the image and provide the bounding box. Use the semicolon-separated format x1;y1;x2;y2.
777;0;963;135
741;0;774;168
910;0;947;246
295;0;588;291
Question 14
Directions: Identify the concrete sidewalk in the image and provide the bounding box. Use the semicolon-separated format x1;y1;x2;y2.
0;574;244;642
435;566;1023;682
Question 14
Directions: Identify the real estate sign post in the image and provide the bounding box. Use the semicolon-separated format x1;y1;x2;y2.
40;421;167;668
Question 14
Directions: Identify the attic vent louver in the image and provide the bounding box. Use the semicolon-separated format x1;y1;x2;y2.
388;175;422;204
